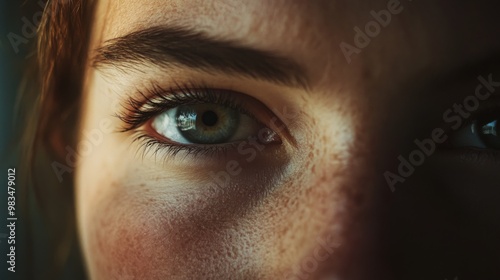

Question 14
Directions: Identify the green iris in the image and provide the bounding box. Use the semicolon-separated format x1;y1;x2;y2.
175;104;240;144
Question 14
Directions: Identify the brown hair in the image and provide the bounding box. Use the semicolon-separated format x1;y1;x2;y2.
22;0;96;278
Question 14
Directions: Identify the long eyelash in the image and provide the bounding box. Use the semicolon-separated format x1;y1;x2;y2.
116;81;261;159
116;81;250;132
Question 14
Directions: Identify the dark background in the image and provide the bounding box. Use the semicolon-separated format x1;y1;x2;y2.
1;1;56;279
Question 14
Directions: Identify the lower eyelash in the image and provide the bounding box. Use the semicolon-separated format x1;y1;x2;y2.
130;130;238;161
117;81;283;160
436;146;500;165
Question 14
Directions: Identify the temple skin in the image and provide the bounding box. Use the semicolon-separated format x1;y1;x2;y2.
75;0;500;279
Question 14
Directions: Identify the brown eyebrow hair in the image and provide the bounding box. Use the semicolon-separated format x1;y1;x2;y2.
92;25;309;89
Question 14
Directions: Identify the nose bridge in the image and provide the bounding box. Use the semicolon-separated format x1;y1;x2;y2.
310;159;389;279
262;91;392;279
298;102;391;280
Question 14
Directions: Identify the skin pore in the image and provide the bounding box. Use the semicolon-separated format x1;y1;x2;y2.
74;0;500;279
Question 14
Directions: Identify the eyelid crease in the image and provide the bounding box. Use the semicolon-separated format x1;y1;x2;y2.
115;81;292;143
116;83;290;162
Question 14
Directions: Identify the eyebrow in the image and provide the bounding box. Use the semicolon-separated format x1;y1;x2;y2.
92;26;309;89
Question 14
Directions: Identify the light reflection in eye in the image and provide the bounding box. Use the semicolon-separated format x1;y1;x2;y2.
177;110;197;131
481;120;497;136
450;117;499;149
479;119;499;149
151;103;264;145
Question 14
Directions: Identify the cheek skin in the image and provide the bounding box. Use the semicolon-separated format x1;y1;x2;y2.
75;82;380;279
76;141;290;279
78;172;258;279
77;154;347;279
77;159;264;279
255;106;383;279
78;1;380;276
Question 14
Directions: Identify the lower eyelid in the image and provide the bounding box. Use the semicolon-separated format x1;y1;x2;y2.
131;129;238;160
435;147;500;165
438;96;500;148
116;82;296;161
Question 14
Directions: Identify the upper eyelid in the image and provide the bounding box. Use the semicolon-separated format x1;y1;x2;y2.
115;82;279;133
438;98;500;134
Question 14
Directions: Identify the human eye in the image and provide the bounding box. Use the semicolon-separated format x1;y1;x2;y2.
117;82;284;158
448;111;499;150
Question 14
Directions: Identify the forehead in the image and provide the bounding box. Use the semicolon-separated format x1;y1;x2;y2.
96;0;331;40
92;0;500;91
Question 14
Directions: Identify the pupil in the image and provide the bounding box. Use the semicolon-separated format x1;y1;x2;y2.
201;110;218;127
